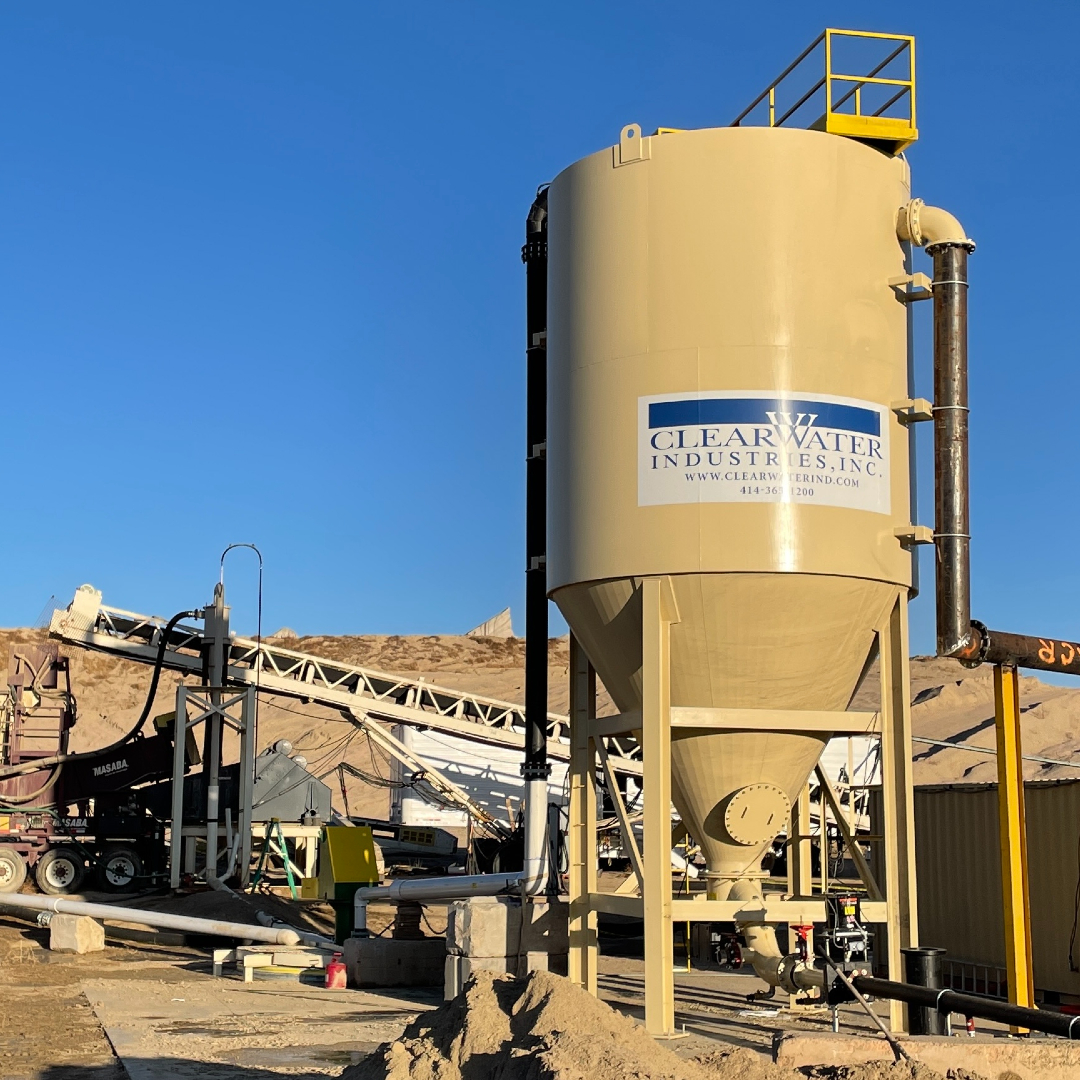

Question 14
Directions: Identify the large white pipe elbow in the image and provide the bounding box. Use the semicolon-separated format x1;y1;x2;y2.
897;199;975;251
520;777;549;896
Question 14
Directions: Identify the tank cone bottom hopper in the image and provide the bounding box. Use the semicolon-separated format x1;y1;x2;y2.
564;578;916;1034
559;572;896;898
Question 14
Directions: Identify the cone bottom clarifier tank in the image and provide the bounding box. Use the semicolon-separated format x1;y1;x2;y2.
549;124;915;896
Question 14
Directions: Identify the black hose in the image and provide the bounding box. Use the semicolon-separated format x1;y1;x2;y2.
113;609;199;746
853;975;1080;1040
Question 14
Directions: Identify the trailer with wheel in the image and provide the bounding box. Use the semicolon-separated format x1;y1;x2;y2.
0;643;187;893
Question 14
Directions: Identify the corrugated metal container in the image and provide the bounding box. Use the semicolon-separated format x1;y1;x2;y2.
914;779;1080;1000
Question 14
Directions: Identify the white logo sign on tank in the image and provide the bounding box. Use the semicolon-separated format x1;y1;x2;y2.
638;390;890;514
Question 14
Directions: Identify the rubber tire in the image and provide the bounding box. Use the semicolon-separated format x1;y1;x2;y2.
96;845;143;892
0;846;27;893
36;846;86;896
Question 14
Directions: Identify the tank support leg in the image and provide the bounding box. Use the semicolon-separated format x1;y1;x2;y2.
786;783;814;1011
879;591;919;1032
994;662;1034;1028
642;576;680;1037
568;634;598;995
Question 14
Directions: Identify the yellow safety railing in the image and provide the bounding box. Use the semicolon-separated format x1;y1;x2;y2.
732;29;917;155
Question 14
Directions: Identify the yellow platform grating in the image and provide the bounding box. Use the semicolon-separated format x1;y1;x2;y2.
732;29;917;156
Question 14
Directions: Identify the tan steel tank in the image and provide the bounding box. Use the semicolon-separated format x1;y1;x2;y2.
547;124;915;891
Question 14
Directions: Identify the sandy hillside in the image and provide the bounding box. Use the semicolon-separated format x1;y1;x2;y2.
3;629;1079;814
0;630;612;821
852;654;1080;784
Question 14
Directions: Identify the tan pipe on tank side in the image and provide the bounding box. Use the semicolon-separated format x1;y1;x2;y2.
727;878;825;993
896;199;973;250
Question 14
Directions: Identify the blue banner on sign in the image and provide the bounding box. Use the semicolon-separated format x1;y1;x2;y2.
648;398;880;437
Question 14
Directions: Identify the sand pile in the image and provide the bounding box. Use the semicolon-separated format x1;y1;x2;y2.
804;1067;985;1080
344;971;985;1080
344;970;786;1080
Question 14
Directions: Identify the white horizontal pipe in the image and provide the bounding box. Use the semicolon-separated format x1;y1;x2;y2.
0;891;300;945
254;910;337;949
203;873;334;948
354;871;523;938
356;871;522;904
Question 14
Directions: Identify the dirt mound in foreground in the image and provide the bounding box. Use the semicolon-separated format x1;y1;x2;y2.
343;970;984;1080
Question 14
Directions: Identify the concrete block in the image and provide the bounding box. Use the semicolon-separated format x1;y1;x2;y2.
524;950;567;976
343;935;445;989
443;950;568;999
774;1031;1080;1080
446;897;569;958
49;914;105;954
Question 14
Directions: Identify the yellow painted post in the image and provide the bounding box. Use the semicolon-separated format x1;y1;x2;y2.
568;634;598;995
908;38;917;129
642;577;677;1036
879;592;918;1033
994;663;1035;1026
824;29;833;118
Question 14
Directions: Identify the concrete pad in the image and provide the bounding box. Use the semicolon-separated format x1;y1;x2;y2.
82;973;440;1078
344;935;445;988
50;913;105;954
775;1030;1080;1080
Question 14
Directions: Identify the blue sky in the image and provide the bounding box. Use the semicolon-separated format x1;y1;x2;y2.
0;3;1076;656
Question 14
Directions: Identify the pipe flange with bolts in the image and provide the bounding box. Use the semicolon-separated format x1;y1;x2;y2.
723;783;790;846
896;198;975;253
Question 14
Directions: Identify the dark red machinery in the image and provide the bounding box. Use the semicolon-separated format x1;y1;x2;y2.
0;643;184;894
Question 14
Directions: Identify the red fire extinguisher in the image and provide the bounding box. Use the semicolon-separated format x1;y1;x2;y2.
325;952;346;989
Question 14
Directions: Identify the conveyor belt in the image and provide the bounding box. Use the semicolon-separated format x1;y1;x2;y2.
49;587;642;777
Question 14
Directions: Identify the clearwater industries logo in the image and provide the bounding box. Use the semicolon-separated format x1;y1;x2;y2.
637;392;890;514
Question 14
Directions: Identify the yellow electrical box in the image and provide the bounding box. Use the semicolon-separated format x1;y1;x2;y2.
317;826;379;894
308;826;380;942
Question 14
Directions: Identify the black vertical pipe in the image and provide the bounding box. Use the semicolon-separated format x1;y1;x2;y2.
931;242;977;660
902;947;947;1035
522;188;551;784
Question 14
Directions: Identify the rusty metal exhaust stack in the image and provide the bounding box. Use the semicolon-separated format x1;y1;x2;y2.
930;240;978;660
898;199;978;661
